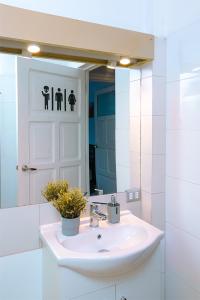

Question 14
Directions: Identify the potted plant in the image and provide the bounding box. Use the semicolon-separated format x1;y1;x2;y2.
42;180;86;236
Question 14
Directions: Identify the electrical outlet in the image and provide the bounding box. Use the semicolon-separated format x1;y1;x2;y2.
126;188;140;202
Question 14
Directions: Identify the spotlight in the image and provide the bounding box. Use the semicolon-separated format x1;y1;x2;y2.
120;57;131;66
27;44;41;54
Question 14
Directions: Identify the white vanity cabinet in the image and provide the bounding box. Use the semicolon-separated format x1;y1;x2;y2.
115;272;162;300
43;241;163;300
70;286;115;300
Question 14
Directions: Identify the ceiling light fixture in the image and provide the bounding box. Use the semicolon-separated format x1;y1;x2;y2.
107;60;117;69
120;57;131;66
27;44;41;54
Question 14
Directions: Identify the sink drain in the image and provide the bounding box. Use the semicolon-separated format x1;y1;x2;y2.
98;249;110;253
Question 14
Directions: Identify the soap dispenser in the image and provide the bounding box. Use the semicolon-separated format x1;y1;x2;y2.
107;194;120;224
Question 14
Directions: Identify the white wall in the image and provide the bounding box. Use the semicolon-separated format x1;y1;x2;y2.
165;18;200;300
0;0;155;34
161;0;200;35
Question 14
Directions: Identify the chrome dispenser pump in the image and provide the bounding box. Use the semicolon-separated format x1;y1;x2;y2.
107;194;120;224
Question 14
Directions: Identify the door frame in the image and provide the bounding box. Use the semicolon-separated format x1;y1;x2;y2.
85;66;116;196
85;65;99;195
94;86;115;192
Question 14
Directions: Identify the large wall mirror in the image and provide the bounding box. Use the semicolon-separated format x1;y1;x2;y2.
0;52;140;208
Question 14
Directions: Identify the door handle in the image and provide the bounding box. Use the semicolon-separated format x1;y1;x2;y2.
90;144;98;149
22;165;37;172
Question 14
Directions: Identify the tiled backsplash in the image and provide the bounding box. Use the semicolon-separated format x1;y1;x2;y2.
0;203;59;257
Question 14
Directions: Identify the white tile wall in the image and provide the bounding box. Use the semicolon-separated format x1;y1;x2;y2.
141;77;166;117
152;117;166;154
141;191;165;230
163;0;200;35
0;203;60;257
140;37;166;231
166;78;200;131
39;202;60;225
130;116;140;153
130;80;141;117
166;128;200;184
166;271;200;300
141;190;152;223
0;205;40;256
115;68;141;195
165;18;200;299
141;116;165;155
139;39;166;300
141;154;165;194
130;151;141;189
0;249;42;300
166;177;200;239
116;165;131;192
166;224;200;293
151;193;165;230
152;38;167;78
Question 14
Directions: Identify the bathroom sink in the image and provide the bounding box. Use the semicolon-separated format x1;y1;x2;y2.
40;210;164;276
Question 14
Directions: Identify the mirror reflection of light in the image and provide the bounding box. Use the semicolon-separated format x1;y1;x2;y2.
107;61;117;69
192;67;200;72
180;73;194;80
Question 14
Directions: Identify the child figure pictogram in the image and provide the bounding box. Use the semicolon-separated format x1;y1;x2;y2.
42;86;50;110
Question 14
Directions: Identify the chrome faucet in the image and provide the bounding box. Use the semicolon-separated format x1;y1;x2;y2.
90;203;107;228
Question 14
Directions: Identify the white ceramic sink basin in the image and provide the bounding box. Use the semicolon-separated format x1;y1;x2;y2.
40;210;164;276
62;223;147;253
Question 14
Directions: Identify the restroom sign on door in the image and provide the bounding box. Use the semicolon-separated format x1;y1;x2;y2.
41;86;77;112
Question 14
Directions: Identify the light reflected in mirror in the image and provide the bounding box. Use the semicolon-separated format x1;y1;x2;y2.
0;53;138;208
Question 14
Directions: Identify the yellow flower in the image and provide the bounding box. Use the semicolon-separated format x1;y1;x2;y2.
42;180;86;219
52;189;86;218
42;180;69;202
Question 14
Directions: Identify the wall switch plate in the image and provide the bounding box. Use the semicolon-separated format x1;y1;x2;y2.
126;188;141;202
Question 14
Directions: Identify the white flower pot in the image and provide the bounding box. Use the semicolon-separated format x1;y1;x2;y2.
62;216;80;236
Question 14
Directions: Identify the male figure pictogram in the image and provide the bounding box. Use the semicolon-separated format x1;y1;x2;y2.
42;86;50;110
55;88;63;111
